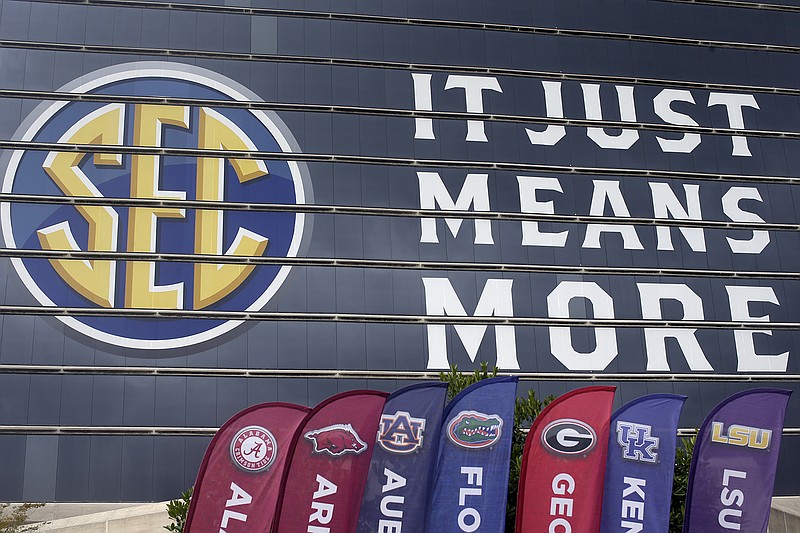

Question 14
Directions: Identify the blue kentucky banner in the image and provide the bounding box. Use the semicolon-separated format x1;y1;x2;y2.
356;382;448;533
600;394;687;533
426;376;519;533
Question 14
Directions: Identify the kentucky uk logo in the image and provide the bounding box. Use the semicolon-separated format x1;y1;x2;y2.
304;424;368;456
616;421;660;463
447;410;503;449
377;411;426;454
0;62;308;349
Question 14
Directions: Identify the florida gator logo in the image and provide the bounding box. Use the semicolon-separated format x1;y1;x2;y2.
377;411;426;454
304;424;368;456
0;62;310;350
447;411;503;449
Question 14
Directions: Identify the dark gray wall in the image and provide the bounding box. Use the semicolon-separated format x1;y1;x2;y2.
0;0;798;501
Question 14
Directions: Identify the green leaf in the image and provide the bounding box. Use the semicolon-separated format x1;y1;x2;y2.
164;487;194;533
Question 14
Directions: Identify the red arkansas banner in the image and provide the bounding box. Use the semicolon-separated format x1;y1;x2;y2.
273;390;388;533
185;402;310;533
516;386;616;533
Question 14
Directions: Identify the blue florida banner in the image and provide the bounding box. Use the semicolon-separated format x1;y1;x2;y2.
600;394;687;533
426;376;519;533
356;382;448;533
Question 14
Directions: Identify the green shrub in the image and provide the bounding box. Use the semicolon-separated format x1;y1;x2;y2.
164;487;193;533
669;435;696;533
0;502;45;532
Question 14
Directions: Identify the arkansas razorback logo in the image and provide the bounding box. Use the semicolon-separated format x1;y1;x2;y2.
304;424;368;456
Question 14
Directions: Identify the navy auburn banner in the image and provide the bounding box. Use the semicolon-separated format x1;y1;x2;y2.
357;382;448;533
516;386;616;533
185;402;310;533
273;390;388;533
683;388;792;533
600;394;686;533
426;376;519;533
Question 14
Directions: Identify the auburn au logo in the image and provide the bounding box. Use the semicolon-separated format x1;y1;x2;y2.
1;62;309;349
377;411;426;454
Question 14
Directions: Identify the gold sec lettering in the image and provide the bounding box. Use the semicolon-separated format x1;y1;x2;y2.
125;104;190;310
39;104;124;308
40;104;270;311
193;107;269;309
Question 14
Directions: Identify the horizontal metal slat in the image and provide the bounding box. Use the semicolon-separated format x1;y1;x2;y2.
1;424;798;436
2;364;798;382
1;140;798;185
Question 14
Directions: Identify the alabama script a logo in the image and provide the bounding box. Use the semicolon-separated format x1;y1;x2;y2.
377;411;426;454
1;62;310;349
616;421;660;463
230;425;278;473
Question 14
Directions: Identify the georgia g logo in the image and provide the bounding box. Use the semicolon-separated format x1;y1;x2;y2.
377;411;426;454
0;62;309;349
541;419;596;456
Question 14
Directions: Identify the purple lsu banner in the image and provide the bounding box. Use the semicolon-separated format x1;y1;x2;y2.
600;394;686;533
356;382;448;533
426;376;519;533
683;388;792;533
185;402;310;533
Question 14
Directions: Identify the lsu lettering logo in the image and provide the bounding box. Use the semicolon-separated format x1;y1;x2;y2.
377;411;426;454
616;421;660;463
0;62;309;349
711;421;771;450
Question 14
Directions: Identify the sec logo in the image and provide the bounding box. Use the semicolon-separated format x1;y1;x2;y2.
230;425;278;473
0;62;310;349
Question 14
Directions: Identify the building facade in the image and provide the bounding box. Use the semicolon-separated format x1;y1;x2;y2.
0;0;798;502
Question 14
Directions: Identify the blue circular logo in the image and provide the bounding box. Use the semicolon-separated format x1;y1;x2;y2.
1;62;309;350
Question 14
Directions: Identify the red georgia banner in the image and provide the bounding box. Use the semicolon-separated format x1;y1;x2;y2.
516;386;616;533
273;390;388;533
185;402;310;533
